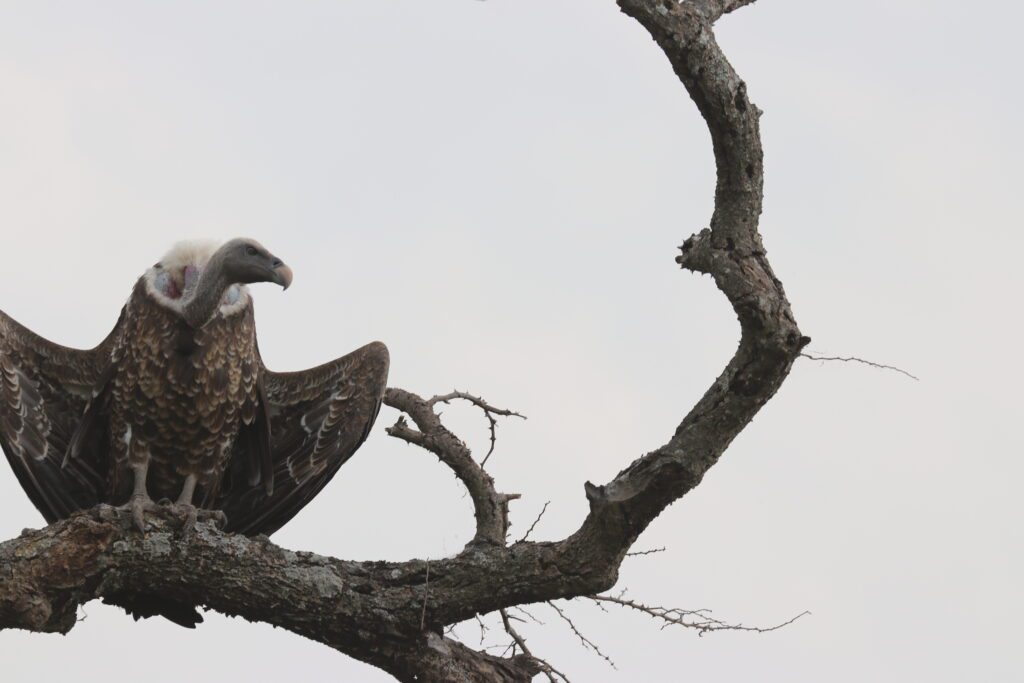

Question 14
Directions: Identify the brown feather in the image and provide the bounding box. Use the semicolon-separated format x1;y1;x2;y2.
0;305;123;523
217;341;389;536
2;262;387;542
109;279;260;506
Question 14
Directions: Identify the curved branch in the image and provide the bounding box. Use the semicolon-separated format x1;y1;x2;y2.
383;387;521;546
0;3;807;681
561;0;806;572
427;390;526;467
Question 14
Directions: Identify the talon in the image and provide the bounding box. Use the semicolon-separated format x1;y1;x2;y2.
211;510;227;529
116;494;164;533
196;508;227;529
130;494;149;532
180;507;199;539
163;504;226;536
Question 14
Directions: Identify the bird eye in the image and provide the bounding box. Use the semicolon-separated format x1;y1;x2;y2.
246;246;258;256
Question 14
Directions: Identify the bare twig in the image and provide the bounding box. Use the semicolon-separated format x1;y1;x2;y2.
625;546;666;558
428;390;526;467
500;609;571;683
516;501;551;543
511;605;545;626
800;353;919;381
474;614;490;646
587;594;810;636
420;560;431;630
547;601;617;669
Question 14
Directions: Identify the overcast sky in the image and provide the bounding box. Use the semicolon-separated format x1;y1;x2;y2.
1;1;1021;681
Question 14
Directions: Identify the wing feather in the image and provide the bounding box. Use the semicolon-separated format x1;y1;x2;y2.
0;307;123;523
218;341;389;536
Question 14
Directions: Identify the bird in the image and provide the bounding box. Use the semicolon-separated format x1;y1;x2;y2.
0;238;389;537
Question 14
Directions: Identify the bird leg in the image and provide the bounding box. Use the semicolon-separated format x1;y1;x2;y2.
176;473;199;506
119;460;161;532
170;474;227;537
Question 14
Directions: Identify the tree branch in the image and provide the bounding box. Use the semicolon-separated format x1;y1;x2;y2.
0;2;808;681
586;594;810;635
427;390;526;467
564;0;806;578
0;506;543;683
689;0;759;22
516;501;550;543
800;353;919;381
383;387;521;547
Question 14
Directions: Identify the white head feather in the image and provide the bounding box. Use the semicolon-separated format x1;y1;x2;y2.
158;240;221;271
144;239;250;316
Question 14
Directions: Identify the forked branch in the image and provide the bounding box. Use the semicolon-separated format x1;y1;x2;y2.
0;2;807;682
427;390;526;466
384;387;522;546
587;594;810;635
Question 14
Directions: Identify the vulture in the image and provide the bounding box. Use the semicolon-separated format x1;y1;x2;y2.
0;238;389;537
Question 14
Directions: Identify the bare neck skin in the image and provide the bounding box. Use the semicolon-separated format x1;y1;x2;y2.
180;248;231;328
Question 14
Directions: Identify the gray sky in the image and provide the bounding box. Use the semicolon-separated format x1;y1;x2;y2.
1;1;1021;680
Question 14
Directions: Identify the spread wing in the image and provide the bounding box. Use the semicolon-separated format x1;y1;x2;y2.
0;307;124;523
218;341;389;536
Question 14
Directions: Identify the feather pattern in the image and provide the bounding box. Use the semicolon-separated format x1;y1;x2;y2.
0;307;123;522
217;341;389;536
106;278;262;507
1;244;388;538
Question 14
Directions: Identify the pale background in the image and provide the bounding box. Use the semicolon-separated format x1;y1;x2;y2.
1;1;1021;681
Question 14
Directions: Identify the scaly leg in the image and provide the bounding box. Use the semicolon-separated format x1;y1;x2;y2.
176;473;198;506
174;473;227;537
121;460;160;532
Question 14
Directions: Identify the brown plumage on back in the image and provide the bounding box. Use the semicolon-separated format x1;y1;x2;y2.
1;238;389;539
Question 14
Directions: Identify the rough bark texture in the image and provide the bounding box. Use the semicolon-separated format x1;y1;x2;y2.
0;2;805;681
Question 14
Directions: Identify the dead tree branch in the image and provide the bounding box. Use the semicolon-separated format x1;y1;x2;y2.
547;601;618;669
800;353;919;381
0;2;808;681
427;390;526;467
516;501;550;543
499;609;571;683
691;0;759;21
384;387;521;547
586;594;811;635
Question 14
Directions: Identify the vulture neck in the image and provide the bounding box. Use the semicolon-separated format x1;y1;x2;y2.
180;250;231;328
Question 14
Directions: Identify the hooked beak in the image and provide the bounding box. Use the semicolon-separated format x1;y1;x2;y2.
270;261;293;290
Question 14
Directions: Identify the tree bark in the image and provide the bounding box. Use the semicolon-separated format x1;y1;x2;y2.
0;2;805;681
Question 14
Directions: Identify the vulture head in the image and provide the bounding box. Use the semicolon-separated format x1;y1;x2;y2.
149;238;292;327
217;238;293;291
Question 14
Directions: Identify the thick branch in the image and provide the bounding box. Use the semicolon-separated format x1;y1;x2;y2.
0;3;808;682
371;5;808;621
562;0;806;573
0;507;541;683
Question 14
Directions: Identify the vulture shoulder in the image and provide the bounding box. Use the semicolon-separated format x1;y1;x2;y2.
218;340;389;536
0;305;125;522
